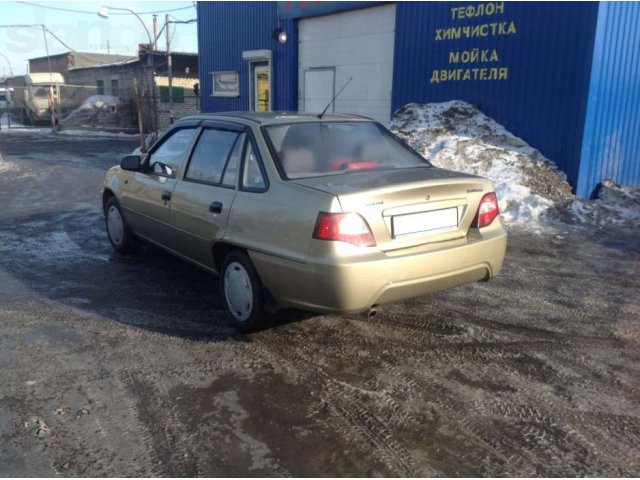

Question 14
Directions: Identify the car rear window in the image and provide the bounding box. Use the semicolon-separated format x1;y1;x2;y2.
264;122;430;179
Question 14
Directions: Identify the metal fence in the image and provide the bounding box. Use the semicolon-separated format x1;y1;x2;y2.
1;83;201;141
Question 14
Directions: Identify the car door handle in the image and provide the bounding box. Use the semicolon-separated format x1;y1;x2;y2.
209;201;223;214
161;190;172;201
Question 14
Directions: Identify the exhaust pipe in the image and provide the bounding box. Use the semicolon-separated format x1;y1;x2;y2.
367;307;378;319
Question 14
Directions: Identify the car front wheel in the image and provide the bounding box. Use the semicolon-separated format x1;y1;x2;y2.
105;197;140;254
220;250;265;332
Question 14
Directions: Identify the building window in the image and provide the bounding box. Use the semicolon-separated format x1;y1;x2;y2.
159;86;185;103
111;79;119;97
96;80;104;95
211;71;239;97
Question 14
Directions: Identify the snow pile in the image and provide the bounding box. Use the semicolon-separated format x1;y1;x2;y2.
390;101;573;223
553;179;640;227
0;151;16;173
61;95;133;130
76;95;121;111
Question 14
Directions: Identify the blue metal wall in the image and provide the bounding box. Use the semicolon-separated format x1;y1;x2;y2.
197;2;297;113
577;2;640;198
391;2;599;193
198;1;639;197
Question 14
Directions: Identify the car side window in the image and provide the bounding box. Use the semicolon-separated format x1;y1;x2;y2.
147;128;197;177
221;133;245;188
186;129;240;185
241;141;267;190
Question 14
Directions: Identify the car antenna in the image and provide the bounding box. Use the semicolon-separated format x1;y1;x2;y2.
317;77;353;119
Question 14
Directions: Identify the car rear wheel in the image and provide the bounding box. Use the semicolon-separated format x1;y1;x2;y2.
220;250;264;332
105;197;140;254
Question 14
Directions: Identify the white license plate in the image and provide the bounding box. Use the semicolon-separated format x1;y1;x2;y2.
392;207;459;237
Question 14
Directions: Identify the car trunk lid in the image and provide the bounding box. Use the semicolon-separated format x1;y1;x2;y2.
291;167;494;252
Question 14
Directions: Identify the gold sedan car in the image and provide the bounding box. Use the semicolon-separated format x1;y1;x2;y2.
103;113;507;331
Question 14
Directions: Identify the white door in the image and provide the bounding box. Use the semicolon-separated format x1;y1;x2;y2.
303;68;335;114
298;4;396;122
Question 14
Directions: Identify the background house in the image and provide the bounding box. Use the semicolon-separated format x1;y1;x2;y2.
65;50;199;132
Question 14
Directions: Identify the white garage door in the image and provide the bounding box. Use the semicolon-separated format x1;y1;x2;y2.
298;4;396;123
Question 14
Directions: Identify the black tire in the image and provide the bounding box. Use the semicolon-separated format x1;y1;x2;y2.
104;197;140;254
220;250;265;332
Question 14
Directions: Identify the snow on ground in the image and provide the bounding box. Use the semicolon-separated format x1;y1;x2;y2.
0;113;30;130
1;113;137;139
390;101;639;228
0;150;17;174
551;179;640;228
390;101;573;224
58;129;138;139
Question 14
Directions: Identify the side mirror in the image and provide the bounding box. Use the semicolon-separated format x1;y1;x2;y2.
120;155;141;171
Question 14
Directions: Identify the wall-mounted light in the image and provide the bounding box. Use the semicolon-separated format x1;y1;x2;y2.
272;27;288;44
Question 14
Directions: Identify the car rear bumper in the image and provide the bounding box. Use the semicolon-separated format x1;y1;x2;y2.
251;220;507;314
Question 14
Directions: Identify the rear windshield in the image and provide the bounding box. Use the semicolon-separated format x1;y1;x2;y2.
263;122;430;179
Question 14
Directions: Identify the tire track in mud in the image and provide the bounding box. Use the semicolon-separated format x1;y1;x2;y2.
253;328;435;477
278;309;621;475
407;347;559;474
398;300;637;475
428;342;636;476
120;370;202;477
353;311;636;477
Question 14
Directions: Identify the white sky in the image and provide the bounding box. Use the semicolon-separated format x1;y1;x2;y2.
0;0;198;76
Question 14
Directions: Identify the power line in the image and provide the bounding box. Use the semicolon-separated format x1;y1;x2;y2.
43;26;76;53
15;1;195;16
0;24;129;66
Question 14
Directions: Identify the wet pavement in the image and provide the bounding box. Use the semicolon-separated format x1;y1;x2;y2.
0;132;639;476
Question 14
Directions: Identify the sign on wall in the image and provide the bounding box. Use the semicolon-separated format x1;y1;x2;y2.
211;71;239;97
428;2;513;85
278;1;382;20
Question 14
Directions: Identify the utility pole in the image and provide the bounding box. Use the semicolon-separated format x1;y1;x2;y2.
40;24;58;132
165;14;173;125
161;16;195;126
152;15;159;50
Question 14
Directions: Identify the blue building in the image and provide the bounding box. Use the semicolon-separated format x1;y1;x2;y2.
197;1;640;198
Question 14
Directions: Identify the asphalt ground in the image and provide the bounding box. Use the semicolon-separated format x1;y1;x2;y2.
0;132;638;476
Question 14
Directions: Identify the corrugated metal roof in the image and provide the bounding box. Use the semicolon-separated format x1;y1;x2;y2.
29;52;136;67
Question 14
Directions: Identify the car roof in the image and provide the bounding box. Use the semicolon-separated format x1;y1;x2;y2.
176;111;374;126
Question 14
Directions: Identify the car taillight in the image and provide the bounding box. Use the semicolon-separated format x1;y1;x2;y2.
474;192;500;228
313;212;376;247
